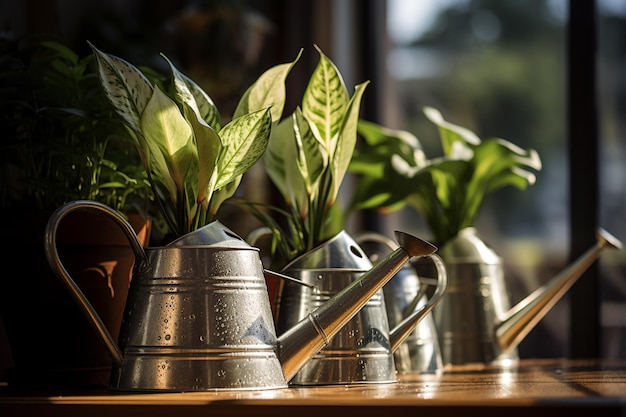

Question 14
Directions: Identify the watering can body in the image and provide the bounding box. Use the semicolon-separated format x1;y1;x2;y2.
275;231;447;385
433;227;622;366
44;201;437;391
111;245;285;390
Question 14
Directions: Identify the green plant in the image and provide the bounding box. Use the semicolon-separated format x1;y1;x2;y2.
90;43;300;237
0;36;153;213
349;106;542;247
233;45;369;268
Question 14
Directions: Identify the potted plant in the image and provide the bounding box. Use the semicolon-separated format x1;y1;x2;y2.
348;106;543;365
0;36;154;389
234;44;369;270
0;36;154;215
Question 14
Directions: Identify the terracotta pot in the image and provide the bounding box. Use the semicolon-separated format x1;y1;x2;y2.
0;209;150;390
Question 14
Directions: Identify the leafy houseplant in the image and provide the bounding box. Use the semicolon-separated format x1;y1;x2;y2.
349;106;542;247
234;45;369;269
90;42;300;238
0;36;153;214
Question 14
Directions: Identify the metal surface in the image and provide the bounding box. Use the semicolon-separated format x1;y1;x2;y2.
45;201;436;391
357;232;444;374
433;227;622;366
111;245;284;391
384;260;444;373
275;231;444;385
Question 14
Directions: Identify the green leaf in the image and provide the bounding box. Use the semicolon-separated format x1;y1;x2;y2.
161;54;223;209
327;81;369;206
89;42;153;134
264;118;295;204
302;45;350;154
350;174;408;211
288;109;325;217
140;86;196;200
215;108;272;189
349;118;427;213
423;106;480;156
161;53;222;131
292;108;326;198
207;175;242;221
234;49;302;123
349;106;543;246
460;138;541;228
184;102;221;208
350;119;424;178
41;41;79;65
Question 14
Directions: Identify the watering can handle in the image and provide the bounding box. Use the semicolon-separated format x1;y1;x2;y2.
246;227;314;288
247;226;273;247
43;200;149;366
388;253;447;352
355;231;448;353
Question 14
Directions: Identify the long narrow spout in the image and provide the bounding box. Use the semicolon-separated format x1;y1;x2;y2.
495;228;622;352
277;231;436;383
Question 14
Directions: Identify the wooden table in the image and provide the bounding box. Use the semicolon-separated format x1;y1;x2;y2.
1;358;625;417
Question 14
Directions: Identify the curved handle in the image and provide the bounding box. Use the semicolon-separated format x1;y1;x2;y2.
43;200;149;366
355;231;399;255
246;226;273;246
247;227;311;287
388;253;447;352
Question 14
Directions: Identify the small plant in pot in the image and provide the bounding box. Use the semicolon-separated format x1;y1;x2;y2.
234;45;369;270
0;36;154;389
348;106;544;365
0;36;154;215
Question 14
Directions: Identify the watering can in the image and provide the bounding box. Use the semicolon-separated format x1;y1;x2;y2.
433;227;622;366
356;232;445;374
44;200;437;391
272;230;447;385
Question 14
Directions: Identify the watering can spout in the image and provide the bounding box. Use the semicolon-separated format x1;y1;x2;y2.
495;228;623;352
277;231;437;382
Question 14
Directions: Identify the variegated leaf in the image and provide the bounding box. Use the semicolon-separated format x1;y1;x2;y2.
208;175;242;219
215;108;272;189
140;86;196;194
233;49;302;123
184;102;221;206
283;111;316;217
89;41;153;133
302;45;349;154
161;53;222;131
292;107;326;196
328;81;369;205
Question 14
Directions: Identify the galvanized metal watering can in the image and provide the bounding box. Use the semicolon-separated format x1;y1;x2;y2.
433;227;622;366
44;200;437;391
271;230;446;385
356;232;445;374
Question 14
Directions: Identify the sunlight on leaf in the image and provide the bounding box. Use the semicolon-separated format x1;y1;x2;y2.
89;41;153;134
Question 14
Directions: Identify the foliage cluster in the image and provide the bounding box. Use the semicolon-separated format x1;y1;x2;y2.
0;36;153;214
349;106;542;247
